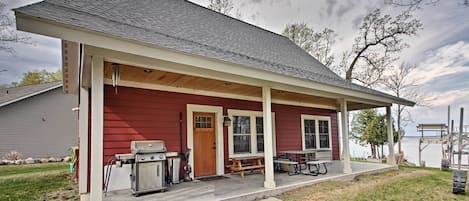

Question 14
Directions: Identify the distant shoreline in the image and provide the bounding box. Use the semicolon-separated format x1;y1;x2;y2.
403;135;444;138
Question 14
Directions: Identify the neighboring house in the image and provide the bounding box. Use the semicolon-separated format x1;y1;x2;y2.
14;1;414;201
0;82;78;158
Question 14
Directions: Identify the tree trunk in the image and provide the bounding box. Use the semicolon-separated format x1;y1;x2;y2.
375;145;381;159
381;144;384;160
370;143;377;159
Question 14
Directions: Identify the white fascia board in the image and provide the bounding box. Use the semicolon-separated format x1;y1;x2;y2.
0;84;62;108
15;14;412;107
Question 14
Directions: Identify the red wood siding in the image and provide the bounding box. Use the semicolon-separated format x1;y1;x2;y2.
272;104;340;159
101;85;339;168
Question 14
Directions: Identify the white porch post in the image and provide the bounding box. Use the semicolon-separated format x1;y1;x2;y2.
78;87;89;198
90;56;104;201
340;99;352;174
262;86;276;189
386;106;396;165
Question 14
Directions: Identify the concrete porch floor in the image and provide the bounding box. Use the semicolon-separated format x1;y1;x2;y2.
104;161;395;201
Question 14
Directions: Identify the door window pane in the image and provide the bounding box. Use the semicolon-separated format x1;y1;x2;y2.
195;115;213;128
304;119;316;149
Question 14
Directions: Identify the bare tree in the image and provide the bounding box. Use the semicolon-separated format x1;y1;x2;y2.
383;63;432;158
208;0;234;15
0;2;31;54
383;63;416;155
385;0;469;10
340;9;422;87
282;23;336;67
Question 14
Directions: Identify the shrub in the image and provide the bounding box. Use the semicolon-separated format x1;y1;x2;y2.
3;151;23;160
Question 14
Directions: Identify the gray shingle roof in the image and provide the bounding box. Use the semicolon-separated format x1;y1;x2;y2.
0;81;62;107
14;0;414;106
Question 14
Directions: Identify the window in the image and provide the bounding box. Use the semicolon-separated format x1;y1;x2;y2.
233;116;251;153
256;117;264;153
301;115;331;150
304;119;316;149
319;120;329;148
228;109;276;157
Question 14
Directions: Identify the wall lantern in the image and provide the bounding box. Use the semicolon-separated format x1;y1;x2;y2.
223;116;232;127
111;63;120;94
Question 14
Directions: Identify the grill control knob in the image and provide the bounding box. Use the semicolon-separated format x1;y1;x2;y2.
150;156;154;160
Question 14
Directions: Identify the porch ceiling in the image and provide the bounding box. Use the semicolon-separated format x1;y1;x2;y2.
104;62;262;97
103;62;339;109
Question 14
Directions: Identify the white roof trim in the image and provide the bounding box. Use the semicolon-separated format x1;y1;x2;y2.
0;84;62;108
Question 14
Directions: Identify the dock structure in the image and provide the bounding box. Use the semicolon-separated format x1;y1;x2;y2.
417;106;469;170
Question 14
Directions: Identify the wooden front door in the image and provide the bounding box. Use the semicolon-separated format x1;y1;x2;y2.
193;112;217;177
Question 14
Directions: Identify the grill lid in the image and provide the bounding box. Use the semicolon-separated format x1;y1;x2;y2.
131;140;166;154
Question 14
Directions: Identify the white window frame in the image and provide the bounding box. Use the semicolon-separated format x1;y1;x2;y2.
228;109;276;158
301;114;332;151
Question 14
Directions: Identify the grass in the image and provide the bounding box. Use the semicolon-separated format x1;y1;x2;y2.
278;166;469;201
0;163;69;177
0;163;78;201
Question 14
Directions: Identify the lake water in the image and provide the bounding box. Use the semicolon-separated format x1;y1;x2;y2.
349;136;469;168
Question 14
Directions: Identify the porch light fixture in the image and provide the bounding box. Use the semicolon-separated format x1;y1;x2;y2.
223;116;232;127
112;63;120;94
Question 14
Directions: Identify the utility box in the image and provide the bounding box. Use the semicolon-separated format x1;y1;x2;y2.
167;157;181;184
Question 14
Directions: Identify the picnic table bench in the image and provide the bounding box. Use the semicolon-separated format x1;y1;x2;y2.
273;159;300;175
306;160;332;175
229;156;264;177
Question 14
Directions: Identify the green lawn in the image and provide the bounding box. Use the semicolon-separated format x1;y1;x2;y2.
279;166;469;201
0;163;77;201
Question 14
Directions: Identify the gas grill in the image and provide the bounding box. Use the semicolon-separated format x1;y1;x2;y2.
130;140;167;196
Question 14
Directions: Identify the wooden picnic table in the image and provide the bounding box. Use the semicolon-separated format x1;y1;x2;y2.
229;156;264;177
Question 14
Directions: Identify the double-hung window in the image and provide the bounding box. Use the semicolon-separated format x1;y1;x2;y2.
301;115;331;150
228;109;275;157
232;116;251;153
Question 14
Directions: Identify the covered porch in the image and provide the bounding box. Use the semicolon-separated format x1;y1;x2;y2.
14;2;415;200
79;45;398;200
104;161;394;201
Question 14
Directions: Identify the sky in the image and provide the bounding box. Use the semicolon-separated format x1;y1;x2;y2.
0;0;468;136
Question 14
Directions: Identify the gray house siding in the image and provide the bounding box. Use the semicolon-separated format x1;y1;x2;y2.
0;87;78;158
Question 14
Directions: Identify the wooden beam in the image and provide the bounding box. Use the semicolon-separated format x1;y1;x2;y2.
90;56;104;201
81;55;92;88
262;86;276;189
340;99;352;174
78;87;89;196
386;106;396;165
62;40;80;94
